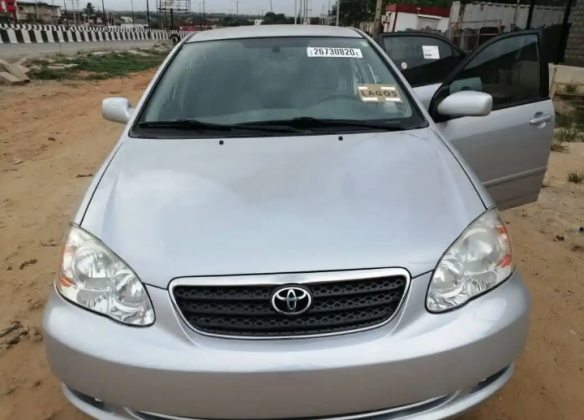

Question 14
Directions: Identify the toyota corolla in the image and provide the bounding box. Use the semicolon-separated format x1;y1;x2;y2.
43;24;553;420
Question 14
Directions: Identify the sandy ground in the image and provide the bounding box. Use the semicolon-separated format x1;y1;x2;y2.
0;73;583;420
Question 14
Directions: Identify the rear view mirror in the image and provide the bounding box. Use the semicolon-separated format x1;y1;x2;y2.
437;91;492;118
102;97;135;124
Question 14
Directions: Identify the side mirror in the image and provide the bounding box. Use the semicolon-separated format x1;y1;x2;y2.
437;91;492;118
102;97;135;124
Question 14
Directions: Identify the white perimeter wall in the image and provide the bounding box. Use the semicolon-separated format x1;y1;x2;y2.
449;1;566;30
385;12;449;32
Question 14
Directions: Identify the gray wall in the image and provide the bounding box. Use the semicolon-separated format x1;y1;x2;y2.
564;0;584;65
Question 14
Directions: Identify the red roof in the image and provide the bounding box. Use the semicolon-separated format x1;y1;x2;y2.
385;4;450;18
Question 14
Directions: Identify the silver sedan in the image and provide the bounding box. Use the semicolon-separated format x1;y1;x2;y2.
43;24;553;420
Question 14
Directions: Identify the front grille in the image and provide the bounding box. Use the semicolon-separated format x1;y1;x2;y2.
171;272;408;338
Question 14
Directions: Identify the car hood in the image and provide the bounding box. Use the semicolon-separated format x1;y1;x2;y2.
81;128;485;288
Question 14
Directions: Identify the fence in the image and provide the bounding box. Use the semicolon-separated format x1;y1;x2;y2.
0;23;194;45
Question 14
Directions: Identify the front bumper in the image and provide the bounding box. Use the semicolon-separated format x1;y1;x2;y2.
43;271;531;420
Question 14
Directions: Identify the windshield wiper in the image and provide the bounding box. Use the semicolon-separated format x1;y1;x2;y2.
247;117;421;131
138;119;309;134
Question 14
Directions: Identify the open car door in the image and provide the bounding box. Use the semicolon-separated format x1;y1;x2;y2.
378;30;552;210
427;30;553;210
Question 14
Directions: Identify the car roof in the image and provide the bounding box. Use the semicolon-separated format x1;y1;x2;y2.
186;25;362;43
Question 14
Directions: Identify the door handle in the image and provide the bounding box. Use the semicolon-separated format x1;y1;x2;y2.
529;114;553;125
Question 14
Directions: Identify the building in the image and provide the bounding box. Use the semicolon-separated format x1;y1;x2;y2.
382;4;450;33
15;0;61;23
564;0;584;65
0;0;17;22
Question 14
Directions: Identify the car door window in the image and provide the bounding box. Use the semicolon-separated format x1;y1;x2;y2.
446;33;544;110
380;35;464;87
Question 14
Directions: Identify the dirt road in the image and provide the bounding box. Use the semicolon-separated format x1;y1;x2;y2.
0;73;583;420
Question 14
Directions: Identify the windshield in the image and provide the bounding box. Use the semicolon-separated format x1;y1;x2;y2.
135;36;425;136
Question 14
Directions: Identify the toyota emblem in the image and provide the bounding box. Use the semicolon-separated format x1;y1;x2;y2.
271;285;313;316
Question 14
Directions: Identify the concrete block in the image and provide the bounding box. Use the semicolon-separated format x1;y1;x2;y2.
5;64;30;83
0;58;10;72
16;57;32;68
127;50;151;56
47;64;78;70
0;72;25;86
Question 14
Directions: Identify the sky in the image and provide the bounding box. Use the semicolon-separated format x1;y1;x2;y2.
86;0;335;16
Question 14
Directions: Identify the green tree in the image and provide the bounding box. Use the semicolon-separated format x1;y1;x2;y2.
85;2;96;16
330;0;463;26
221;16;253;26
329;0;378;27
261;12;291;25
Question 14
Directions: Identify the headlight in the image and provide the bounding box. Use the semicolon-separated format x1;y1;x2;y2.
57;225;155;326
427;208;514;313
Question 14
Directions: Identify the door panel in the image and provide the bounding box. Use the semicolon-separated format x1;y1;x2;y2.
429;30;553;210
377;33;466;88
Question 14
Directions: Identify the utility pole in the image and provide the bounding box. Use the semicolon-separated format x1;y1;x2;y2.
294;0;297;24
131;0;135;24
63;0;68;25
365;0;370;28
269;0;273;12
335;0;339;26
71;0;77;25
34;0;40;20
298;0;302;22
146;0;150;28
101;0;107;25
372;0;383;38
231;0;242;15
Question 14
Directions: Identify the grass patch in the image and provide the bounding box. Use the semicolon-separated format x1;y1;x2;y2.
554;110;584;134
557;127;579;143
33;50;169;81
568;171;584;184
572;111;584;131
555;112;572;128
551;139;568;152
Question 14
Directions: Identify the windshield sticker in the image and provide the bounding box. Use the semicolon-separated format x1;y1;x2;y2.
357;84;402;103
401;62;408;70
422;45;440;59
307;47;363;58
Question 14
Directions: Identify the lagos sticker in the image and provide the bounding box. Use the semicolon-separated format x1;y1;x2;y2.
357;84;402;103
